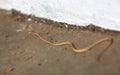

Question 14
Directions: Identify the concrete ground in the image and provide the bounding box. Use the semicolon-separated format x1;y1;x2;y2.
0;9;120;75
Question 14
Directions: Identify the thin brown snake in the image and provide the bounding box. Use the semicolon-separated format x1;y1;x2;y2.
28;31;114;63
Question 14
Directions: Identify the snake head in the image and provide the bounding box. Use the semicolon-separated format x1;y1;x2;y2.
28;31;37;35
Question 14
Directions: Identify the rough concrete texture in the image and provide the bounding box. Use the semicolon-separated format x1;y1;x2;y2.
0;9;120;75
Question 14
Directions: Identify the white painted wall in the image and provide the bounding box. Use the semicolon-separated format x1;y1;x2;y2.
0;0;120;31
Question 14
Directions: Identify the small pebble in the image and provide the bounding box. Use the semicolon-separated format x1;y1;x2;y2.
65;25;68;28
27;18;32;21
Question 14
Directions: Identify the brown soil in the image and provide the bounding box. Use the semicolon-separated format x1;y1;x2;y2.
0;9;120;75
